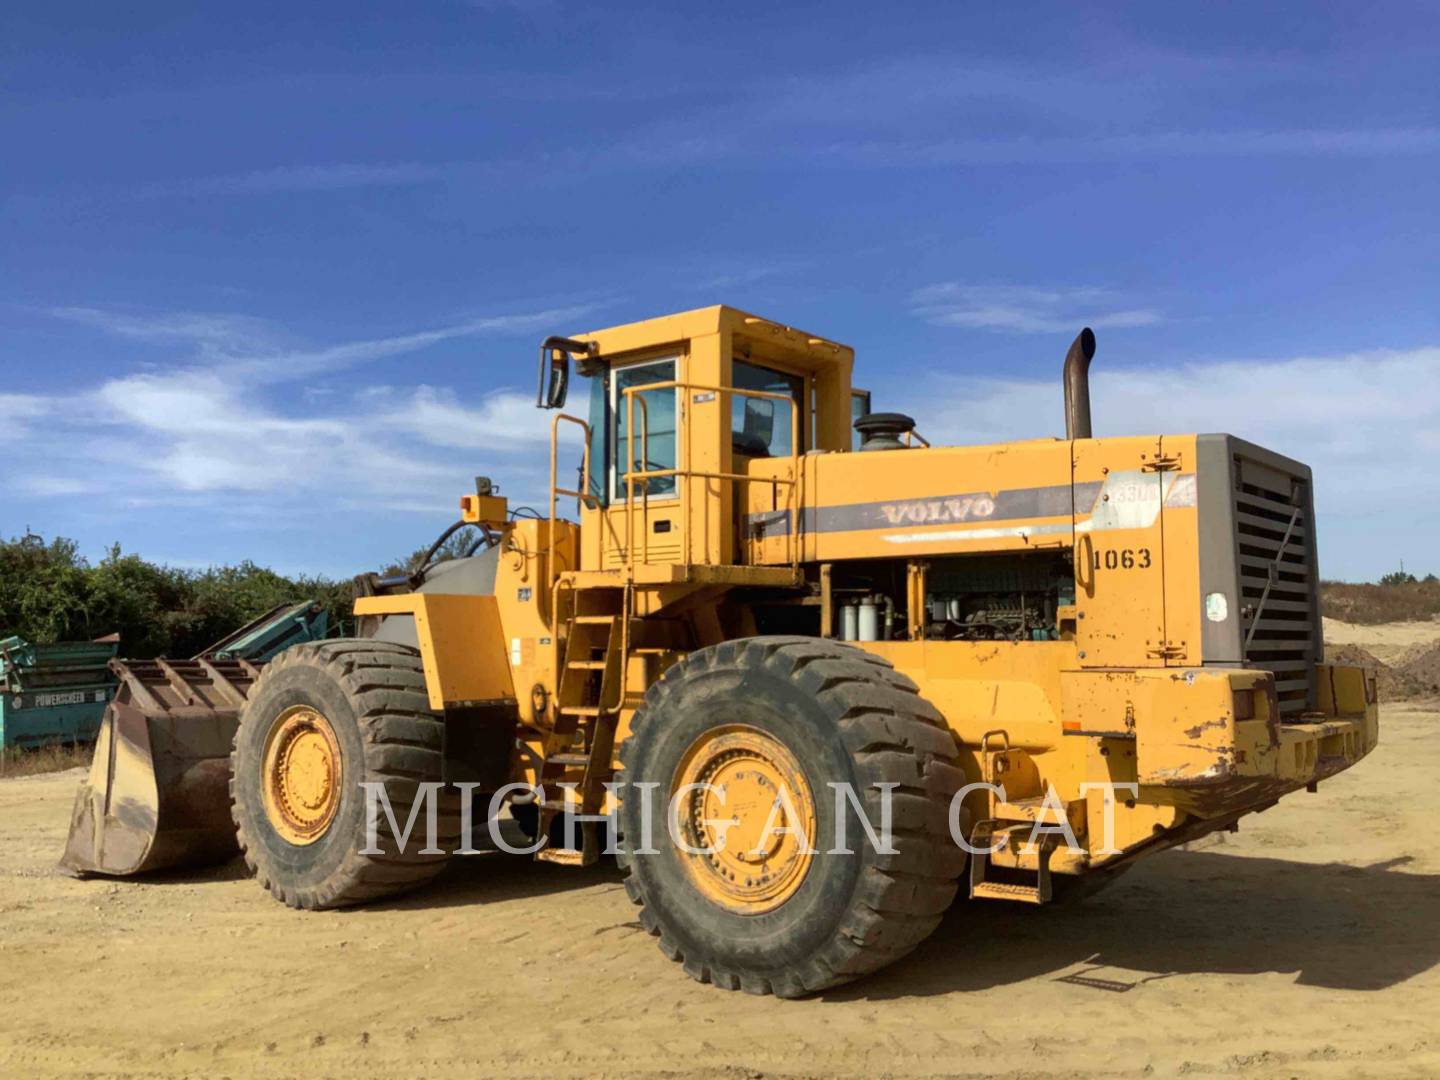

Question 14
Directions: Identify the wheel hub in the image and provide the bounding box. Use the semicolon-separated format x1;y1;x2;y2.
262;705;343;845
671;726;816;915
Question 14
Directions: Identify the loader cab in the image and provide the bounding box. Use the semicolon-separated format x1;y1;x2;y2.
543;306;854;574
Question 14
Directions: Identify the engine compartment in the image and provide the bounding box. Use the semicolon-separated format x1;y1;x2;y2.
747;551;1077;643
919;554;1076;641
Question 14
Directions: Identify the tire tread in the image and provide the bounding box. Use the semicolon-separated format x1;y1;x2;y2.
618;636;964;998
231;640;459;911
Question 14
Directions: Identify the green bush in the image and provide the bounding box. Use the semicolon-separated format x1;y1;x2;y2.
1379;569;1419;586
0;534;354;658
1321;576;1440;624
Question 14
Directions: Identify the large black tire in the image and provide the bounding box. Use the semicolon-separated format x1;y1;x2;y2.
231;640;459;910
616;637;966;997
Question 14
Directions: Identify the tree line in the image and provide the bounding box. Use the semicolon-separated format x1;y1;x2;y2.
0;527;485;659
0;534;355;658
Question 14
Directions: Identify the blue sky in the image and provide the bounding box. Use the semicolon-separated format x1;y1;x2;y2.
3;2;1438;581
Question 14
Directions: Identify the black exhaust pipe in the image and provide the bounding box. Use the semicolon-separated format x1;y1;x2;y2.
1063;327;1096;440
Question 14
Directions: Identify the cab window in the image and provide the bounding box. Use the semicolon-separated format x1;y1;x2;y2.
583;366;607;505
850;389;871;451
731;359;803;458
612;358;678;500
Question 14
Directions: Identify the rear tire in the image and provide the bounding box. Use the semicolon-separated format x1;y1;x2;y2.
231;640;459;910
617;637;965;997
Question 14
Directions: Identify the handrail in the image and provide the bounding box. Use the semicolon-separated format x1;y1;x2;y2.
598;582;632;716
620;380;802;574
624;393;653;565
548;413;594;594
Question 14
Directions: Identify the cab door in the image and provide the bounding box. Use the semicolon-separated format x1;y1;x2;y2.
600;356;684;568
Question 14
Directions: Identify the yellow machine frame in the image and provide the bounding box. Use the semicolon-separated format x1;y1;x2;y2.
356;304;1377;890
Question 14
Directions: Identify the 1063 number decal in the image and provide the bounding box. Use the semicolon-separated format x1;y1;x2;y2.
1092;547;1152;571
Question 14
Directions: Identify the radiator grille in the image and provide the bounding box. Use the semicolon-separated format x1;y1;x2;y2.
1234;460;1318;716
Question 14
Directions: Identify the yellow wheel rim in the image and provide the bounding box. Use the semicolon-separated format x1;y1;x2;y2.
671;725;816;915
261;705;343;846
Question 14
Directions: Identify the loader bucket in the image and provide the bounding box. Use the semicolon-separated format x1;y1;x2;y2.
59;658;261;877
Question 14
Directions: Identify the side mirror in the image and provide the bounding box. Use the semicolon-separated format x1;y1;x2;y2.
742;397;776;449
536;336;595;410
545;358;569;409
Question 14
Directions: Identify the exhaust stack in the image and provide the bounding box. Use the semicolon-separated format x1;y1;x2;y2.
1063;327;1096;440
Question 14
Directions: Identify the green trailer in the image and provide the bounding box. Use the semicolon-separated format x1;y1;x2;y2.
0;636;119;755
3;603;329;765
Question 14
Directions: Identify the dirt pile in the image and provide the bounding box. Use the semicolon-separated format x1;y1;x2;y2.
1325;644;1438;702
1397;642;1440;699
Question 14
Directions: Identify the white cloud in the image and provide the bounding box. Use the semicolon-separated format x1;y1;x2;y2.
48;308;279;355
49;303;598;382
13;475;98;497
232;308;596;382
912;284;1163;334
3;304;597;523
908;345;1440;579
93;371;361;492
0;393;51;441
383;387;550;450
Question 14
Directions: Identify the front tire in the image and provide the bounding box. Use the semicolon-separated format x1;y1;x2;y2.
617;637;965;997
231;640;458;910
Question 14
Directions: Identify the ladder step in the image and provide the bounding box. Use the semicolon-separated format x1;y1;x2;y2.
567;660;605;670
535;846;595;867
967;818;1054;905
546;752;591;766
970;881;1048;905
573;615;616;625
559;705;602;717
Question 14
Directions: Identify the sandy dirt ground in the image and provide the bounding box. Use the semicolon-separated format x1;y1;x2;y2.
2;684;1438;1077
1323;616;1440;665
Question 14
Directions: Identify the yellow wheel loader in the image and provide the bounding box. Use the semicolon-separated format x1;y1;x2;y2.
61;305;1378;996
